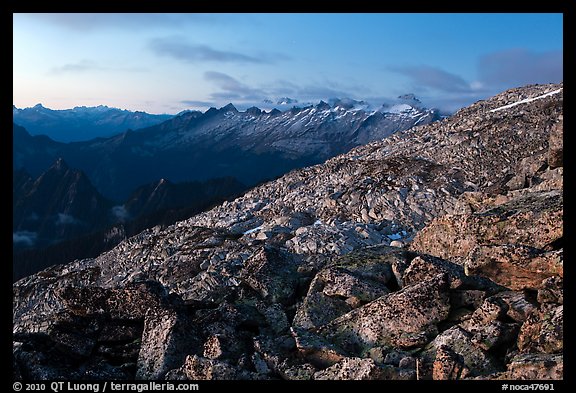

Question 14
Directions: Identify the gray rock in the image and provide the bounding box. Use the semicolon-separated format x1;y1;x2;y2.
548;115;563;168
424;326;500;377
291;327;348;368
313;357;414;380
432;345;470;380
171;355;262;380
506;353;563;380
136;308;200;380
517;305;563;354
239;246;300;304
321;274;450;352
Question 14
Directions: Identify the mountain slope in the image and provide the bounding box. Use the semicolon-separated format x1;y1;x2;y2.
13;104;173;142
13;164;246;280
13;158;113;249
13;83;563;380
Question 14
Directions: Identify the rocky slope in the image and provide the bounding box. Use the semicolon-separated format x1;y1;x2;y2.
13;83;563;380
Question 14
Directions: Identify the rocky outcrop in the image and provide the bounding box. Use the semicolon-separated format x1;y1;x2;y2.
13;83;563;380
410;190;563;286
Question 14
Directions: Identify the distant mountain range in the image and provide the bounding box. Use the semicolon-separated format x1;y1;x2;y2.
14;97;441;201
13;104;173;142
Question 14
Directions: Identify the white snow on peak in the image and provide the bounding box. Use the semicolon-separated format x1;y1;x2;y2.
386;104;413;114
489;88;562;113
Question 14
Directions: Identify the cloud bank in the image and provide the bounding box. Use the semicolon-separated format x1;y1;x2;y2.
149;37;274;65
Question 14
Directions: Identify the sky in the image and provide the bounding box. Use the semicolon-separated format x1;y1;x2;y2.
13;13;563;114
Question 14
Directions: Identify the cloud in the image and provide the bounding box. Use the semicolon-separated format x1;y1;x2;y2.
384;49;562;113
56;213;80;226
204;71;265;101
50;60;104;74
388;65;473;93
180;100;215;108
23;13;216;32
50;59;147;75
478;49;563;88
111;206;129;222
298;85;353;100
13;231;38;246
149;37;269;64
200;71;371;110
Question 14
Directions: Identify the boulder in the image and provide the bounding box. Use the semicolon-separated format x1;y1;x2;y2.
136;308;200;380
432;345;470;380
167;355;260;380
313;357;414;380
424;326;500;377
517;305;563;354
321;274;450;352
548;115;563;168
506;353;563;380
239;246;300;304
465;245;562;290
410;190;562;263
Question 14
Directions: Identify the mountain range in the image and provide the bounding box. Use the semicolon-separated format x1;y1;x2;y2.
13;104;173;142
14;97;441;201
13;83;563;380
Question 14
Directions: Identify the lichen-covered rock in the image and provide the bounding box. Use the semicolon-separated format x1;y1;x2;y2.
239;246;300;304
548;115;563;168
313;357;384;380
491;291;537;323
166;355;262;380
291;327;348;368
423;326;500;377
411;189;562;264
517;305;563;354
432;345;470;380
465;245;562;290
537;276;563;305
321;274;450;352
136;308;200;380
293;292;353;330
506;353;563;380
313;357;414;380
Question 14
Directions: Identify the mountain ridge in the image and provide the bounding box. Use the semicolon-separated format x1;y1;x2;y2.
14;98;440;200
13;104;174;142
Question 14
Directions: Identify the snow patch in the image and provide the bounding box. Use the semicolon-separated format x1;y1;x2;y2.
490;88;562;113
243;225;263;235
386;230;407;240
386;104;413;114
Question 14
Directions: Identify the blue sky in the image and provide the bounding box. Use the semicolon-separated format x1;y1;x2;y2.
13;13;563;114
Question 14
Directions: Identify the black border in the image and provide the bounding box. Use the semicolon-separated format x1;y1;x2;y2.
8;2;571;390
